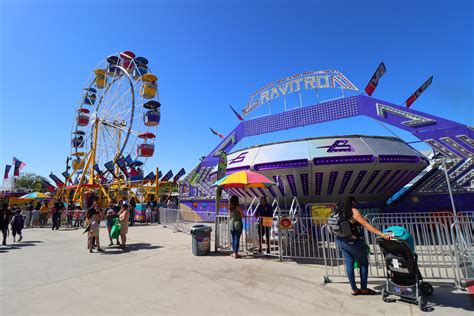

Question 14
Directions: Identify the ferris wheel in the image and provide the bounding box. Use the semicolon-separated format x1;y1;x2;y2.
69;51;160;188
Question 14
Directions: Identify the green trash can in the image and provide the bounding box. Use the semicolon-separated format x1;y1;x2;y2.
191;224;212;256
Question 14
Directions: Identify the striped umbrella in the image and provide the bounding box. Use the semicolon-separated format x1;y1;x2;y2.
18;192;50;200
213;170;274;189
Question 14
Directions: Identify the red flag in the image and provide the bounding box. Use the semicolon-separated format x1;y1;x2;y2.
210;127;224;139
41;179;56;193
229;105;244;121
12;157;25;176
364;62;386;96
405;76;433;108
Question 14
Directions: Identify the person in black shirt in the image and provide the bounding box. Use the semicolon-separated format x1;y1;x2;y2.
52;200;64;230
0;204;12;245
255;197;273;254
129;197;136;226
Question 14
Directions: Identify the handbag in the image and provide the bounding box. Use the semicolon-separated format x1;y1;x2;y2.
110;218;121;238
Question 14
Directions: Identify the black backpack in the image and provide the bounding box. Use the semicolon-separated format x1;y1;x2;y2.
327;209;352;237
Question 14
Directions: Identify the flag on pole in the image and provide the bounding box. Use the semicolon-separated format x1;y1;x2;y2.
104;161;119;179
12;157;26;176
93;164;103;175
124;154;134;166
229;105;244;121
405;76;433;108
210;127;224;139
173;168;186;182
161;170;173;182
143;172;156;183
49;173;65;187
364;62;386;96
116;157;128;176
41;179;56;192
4;165;11;179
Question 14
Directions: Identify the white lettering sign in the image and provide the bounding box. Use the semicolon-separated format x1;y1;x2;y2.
243;70;359;116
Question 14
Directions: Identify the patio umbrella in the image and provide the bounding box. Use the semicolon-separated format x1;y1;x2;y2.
19;192;50;200
213;170;274;189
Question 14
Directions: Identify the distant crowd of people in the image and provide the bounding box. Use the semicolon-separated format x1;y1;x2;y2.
0;196;166;251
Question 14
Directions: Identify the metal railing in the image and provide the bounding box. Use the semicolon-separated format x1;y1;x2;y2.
162;207;474;289
159;208;214;234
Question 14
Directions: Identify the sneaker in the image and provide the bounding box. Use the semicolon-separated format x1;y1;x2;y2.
18;236;23;242
2;241;6;246
108;242;113;247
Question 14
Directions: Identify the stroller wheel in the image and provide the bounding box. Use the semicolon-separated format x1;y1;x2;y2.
418;296;426;311
420;282;434;296
381;288;388;302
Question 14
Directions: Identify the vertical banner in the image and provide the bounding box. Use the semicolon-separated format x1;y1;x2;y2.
364;62;386;96
215;151;227;252
3;165;11;179
405;76;433;108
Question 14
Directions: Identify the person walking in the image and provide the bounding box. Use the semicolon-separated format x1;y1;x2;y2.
66;204;74;228
334;197;391;296
228;195;244;259
51;200;63;230
24;203;33;228
31;203;40;228
118;204;130;250
0;204;12;246
73;205;82;228
39;202;49;227
146;201;152;225
255;197;273;254
85;207;103;253
128;197;136;226
10;209;24;242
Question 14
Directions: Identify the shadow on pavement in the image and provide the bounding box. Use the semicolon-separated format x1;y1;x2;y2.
100;242;162;255
0;240;44;253
370;281;473;312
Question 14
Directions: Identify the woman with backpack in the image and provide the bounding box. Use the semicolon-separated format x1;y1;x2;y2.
333;196;391;296
228;195;244;259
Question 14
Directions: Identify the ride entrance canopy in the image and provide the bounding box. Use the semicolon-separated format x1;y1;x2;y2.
62;51;162;205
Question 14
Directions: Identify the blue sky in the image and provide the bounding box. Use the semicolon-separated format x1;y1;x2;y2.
0;0;472;181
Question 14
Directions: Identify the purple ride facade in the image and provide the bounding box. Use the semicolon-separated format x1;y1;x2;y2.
179;70;473;217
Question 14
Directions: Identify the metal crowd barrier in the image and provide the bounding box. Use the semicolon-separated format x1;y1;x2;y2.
159;208;213;234
162;207;474;289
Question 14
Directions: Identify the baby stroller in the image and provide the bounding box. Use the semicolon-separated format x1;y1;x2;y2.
377;226;433;311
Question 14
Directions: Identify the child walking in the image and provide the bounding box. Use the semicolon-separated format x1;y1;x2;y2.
11;209;24;242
